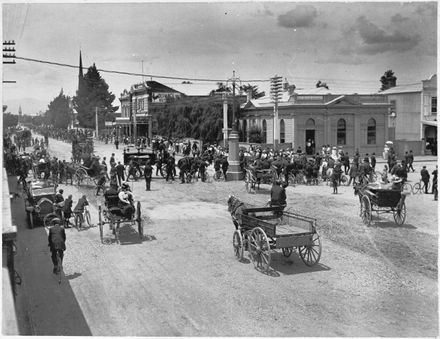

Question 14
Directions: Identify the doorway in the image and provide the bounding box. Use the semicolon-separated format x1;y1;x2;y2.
305;130;315;155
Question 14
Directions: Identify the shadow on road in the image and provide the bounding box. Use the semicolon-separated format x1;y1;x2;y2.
9;176;92;335
370;218;417;229
269;251;331;276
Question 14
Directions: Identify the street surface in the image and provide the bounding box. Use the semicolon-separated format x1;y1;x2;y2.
10;135;438;336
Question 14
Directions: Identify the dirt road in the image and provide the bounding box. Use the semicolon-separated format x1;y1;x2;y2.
11;136;438;336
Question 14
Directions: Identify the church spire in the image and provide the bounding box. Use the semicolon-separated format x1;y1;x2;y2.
78;50;84;90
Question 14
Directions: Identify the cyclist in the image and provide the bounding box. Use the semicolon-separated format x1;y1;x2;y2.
48;221;66;274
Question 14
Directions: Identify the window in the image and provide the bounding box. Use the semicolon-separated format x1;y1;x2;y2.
337;119;346;145
262;120;267;143
432;97;437;114
367;118;376;145
280;119;285;143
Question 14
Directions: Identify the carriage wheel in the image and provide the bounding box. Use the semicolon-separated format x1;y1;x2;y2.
393;201;407;225
413;183;422;194
232;230;243;261
44;213;60;228
98;206;104;243
298;233;321;267
137;201;143;239
402;183;413;194
74;168;86;186
85;209;91;227
282;247;293;257
288;173;296;186
27;212;34;229
248;227;271;271
361;195;372;225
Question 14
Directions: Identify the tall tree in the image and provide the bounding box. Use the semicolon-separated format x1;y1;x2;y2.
380;70;397;91
45;89;72;129
240;84;265;99
73;63;118;129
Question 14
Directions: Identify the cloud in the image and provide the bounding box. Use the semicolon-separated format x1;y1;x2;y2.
278;5;317;28
391;14;409;23
355;16;419;54
415;2;437;17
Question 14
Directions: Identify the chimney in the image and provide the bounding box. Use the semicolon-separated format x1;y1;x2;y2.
247;89;253;102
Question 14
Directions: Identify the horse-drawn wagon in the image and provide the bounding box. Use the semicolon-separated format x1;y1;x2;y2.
244;166;278;193
355;184;408;226
228;196;322;272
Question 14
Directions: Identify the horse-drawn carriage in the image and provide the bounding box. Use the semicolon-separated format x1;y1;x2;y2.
123;146;156;180
228;196;322;272
355;184;408;226
24;179;58;228
98;193;143;243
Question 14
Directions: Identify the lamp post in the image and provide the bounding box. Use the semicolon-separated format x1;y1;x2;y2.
226;70;243;180
270;75;283;150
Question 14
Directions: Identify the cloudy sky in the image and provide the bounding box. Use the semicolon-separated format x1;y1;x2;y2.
2;1;437;115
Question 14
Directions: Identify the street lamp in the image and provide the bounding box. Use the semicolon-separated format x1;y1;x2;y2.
270;75;283;150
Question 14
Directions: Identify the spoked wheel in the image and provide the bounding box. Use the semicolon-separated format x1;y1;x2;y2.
402;183;413;194
393;200;407;225
160;164;167;178
282;247;293;257
232;230;243;261
98;206;104;243
298;233;322;267
248;227;271;271
288;173;296;186
74;168;87;186
74;213;82;231
413;183;422;194
137;201;143;239
44;213;60;228
361;195;372;226
85;209;91;227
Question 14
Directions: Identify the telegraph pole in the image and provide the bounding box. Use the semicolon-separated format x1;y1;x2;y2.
95;107;99;138
3;40;16;83
270;75;283;150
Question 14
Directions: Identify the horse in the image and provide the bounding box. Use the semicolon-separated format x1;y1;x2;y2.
227;195;256;229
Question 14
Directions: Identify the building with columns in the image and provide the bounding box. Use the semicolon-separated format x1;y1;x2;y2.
239;87;390;155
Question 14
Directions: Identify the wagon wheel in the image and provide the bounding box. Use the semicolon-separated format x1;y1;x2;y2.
136;201;143;239
74;168;87;186
98;206;104;243
361;195;372;225
282;247;293;257
27;212;34;229
44;213;60;228
248;227;271;271
298;233;321;267
393;200;407;225
232;230;244;261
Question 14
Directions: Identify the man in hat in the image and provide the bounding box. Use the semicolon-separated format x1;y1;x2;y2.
48;220;66;274
270;180;287;209
143;160;153;191
420;166;430;194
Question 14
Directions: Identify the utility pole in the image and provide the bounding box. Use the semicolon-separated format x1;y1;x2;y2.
270;75;283;150
3;40;16;83
95;107;99;138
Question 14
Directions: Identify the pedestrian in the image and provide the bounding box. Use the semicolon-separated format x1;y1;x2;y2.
270;180;287;207
96;170;107;196
331;164;342;194
73;195;89;224
55;189;64;204
420;166;430;194
115;138;119;150
63;194;73;228
116;161;125;186
166;153;175;181
432;165;438;200
221;156;229;181
407;150;415;172
348;162;358;186
370;152;376;171
110;153;116;168
143;160;152;191
381;165;389;184
48;221;66;274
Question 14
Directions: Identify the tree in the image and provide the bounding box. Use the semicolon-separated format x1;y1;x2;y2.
248;126;264;143
239;84;265;99
3;113;18;129
45;89;72;129
73;63;118;129
209;82;231;96
380;70;397;91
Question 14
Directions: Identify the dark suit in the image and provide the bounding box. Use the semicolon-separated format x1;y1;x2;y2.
48;224;66;270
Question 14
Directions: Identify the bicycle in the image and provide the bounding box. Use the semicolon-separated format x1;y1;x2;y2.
412;180;431;194
73;205;91;230
213;170;225;182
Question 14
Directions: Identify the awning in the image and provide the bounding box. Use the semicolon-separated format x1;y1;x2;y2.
115;117;130;125
421;120;438;127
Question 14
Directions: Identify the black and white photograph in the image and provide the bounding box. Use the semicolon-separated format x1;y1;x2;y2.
2;1;438;336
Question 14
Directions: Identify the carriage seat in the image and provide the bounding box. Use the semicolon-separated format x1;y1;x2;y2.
104;194;124;216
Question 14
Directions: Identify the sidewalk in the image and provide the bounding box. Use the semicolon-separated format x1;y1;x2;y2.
375;155;438;164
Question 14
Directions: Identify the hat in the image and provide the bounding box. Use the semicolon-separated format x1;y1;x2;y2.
391;175;402;183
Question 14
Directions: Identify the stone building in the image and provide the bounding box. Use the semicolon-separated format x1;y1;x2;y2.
239;87;390;156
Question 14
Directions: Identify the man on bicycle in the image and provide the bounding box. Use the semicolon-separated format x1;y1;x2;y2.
48;221;66;274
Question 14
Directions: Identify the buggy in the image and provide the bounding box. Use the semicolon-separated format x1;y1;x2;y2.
231;205;322;272
355;184;408;226
98;193;143;243
244;166;278;193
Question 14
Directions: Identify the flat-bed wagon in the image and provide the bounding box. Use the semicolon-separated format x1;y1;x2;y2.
355;185;408;226
232;206;322;271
